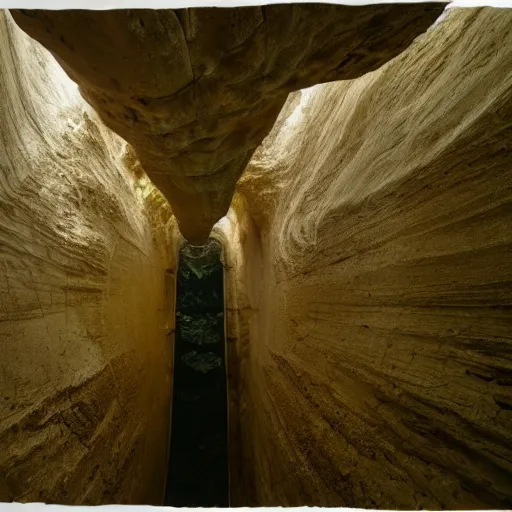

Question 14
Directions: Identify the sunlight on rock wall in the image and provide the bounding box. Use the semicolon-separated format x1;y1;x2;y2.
221;7;512;508
0;11;177;504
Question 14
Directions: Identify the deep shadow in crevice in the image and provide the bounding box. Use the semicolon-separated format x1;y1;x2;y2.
164;238;228;507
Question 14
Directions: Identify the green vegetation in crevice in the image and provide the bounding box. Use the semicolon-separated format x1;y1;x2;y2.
164;238;228;507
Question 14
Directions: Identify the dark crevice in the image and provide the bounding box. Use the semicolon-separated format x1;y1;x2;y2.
164;238;229;507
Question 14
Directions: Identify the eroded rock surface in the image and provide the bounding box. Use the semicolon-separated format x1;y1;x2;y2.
0;12;176;504
3;3;512;508
218;7;512;508
10;4;444;243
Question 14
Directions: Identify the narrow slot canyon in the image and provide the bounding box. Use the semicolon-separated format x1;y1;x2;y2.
1;3;512;509
165;239;228;507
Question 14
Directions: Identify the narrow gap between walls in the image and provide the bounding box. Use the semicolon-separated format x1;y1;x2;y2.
164;238;229;507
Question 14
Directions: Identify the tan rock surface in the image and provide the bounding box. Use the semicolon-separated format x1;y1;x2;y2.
219;7;512;507
0;12;176;504
10;4;444;243
3;3;512;508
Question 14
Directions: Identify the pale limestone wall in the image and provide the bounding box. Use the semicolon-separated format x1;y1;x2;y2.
0;12;176;504
223;7;512;508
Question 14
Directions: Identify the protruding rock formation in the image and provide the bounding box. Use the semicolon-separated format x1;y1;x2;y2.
218;7;512;508
11;4;444;243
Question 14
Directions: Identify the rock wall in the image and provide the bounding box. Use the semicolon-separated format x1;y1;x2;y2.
3;4;512;508
221;7;512;508
0;12;176;504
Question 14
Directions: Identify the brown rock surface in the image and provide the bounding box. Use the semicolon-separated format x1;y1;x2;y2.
10;4;444;243
3;3;512;508
218;7;512;508
0;12;176;504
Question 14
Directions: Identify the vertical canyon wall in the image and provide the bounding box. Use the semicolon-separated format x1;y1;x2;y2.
221;7;512;508
0;12;176;504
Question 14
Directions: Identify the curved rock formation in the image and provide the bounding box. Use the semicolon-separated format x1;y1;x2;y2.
10;4;444;243
218;6;512;508
2;3;512;509
0;11;176;504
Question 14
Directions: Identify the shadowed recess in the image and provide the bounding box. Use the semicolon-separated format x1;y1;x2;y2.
165;239;228;507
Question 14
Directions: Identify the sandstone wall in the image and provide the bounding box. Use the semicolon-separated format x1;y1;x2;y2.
222;7;512;508
0;12;176;504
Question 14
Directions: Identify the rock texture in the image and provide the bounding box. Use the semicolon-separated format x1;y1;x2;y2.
0;12;176;504
218;7;512;508
10;4;444;244
3;3;512;509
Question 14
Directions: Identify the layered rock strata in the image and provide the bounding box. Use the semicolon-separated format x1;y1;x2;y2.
218;7;512;508
0;11;176;504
